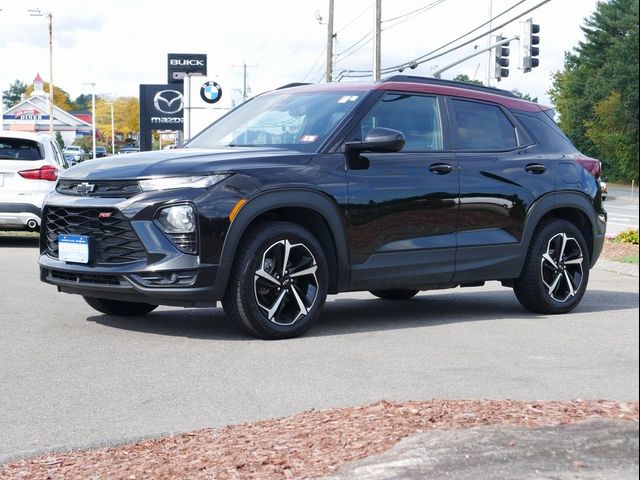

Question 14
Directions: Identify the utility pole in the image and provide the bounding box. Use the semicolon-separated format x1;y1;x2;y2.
232;62;258;102
486;0;493;86
373;0;381;80
326;0;335;82
29;9;54;135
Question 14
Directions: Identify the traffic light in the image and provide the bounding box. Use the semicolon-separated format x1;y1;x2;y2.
521;18;540;73
493;35;510;81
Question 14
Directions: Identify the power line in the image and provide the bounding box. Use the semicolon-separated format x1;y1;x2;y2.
335;31;373;61
382;0;445;26
399;0;527;66
335;3;373;35
303;46;327;82
338;0;544;78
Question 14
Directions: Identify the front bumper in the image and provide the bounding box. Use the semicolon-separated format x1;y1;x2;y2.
38;186;239;306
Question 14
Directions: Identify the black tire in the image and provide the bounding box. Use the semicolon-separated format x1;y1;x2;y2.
83;296;158;316
370;289;420;300
513;219;590;314
222;221;329;339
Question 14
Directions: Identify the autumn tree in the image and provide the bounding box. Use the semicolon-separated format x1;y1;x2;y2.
24;82;74;111
549;0;639;181
95;97;140;149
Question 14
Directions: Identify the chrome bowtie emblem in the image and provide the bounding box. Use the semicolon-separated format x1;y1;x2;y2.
76;182;95;195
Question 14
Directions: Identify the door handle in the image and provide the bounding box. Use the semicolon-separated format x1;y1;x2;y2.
525;163;546;174
428;163;454;175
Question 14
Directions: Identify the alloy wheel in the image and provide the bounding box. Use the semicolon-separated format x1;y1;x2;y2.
254;239;319;326
540;232;584;303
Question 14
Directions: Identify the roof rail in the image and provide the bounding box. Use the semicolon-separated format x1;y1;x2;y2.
383;75;519;99
276;82;312;90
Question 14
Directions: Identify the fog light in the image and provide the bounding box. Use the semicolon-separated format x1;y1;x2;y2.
158;205;195;233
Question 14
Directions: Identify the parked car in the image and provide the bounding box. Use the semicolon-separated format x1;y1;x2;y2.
63;152;77;166
95;146;108;158
600;180;608;200
39;76;607;339
1;130;68;231
63;145;85;163
118;146;140;154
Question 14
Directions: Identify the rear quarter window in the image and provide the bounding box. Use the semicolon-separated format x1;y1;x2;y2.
0;138;44;161
513;111;578;153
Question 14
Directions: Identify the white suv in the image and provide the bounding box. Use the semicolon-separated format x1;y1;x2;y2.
0;130;69;231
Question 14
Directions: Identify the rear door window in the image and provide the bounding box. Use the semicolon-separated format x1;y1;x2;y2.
0;138;44;161
449;99;518;151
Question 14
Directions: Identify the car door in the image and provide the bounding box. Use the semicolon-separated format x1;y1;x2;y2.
447;97;557;282
345;92;459;289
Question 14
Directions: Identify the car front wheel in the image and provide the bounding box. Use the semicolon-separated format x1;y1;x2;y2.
513;219;589;314
222;221;329;339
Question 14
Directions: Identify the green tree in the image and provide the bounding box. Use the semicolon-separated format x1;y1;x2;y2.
549;0;639;181
511;89;538;103
72;94;93;111
55;131;65;149
2;80;28;109
453;74;484;85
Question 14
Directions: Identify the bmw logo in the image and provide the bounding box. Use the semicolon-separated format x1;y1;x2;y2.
200;81;222;104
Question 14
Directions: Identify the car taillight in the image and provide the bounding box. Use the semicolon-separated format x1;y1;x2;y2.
18;165;58;181
575;155;601;180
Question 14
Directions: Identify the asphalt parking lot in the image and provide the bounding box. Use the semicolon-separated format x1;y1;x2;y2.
0;234;638;463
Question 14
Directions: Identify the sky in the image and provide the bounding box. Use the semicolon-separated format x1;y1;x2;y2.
0;0;600;108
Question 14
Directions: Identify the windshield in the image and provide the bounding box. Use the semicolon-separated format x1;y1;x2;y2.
187;90;364;153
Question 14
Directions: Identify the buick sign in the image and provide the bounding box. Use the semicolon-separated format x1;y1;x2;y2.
168;53;207;84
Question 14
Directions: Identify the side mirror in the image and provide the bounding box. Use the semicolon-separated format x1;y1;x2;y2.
345;127;405;153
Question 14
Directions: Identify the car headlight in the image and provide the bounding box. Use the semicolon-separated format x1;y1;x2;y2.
157;205;196;233
140;174;228;192
156;204;198;254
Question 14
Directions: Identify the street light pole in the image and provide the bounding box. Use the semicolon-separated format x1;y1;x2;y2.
106;102;115;155
83;82;96;159
29;9;54;136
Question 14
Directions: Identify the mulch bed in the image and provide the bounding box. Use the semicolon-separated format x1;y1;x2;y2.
1;399;637;480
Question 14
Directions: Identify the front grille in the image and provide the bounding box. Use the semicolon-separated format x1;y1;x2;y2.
50;270;121;285
56;180;142;198
43;207;147;264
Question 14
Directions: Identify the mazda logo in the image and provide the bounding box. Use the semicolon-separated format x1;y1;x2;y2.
153;90;183;115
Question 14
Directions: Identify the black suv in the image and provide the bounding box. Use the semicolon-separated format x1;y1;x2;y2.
39;76;607;339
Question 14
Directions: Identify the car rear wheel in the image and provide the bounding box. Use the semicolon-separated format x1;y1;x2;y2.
222;221;328;339
83;296;158;316
513;219;589;314
370;289;419;300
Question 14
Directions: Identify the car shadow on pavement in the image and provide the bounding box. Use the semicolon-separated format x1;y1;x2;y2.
309;288;639;338
85;288;638;340
0;235;39;248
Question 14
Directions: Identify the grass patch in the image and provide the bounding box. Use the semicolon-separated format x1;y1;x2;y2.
613;255;639;264
0;230;39;237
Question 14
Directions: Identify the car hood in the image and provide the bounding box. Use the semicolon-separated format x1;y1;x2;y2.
60;147;311;180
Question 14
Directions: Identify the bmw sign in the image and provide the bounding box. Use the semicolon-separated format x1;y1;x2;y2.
200;81;222;104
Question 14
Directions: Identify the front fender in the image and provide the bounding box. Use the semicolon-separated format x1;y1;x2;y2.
213;189;350;297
